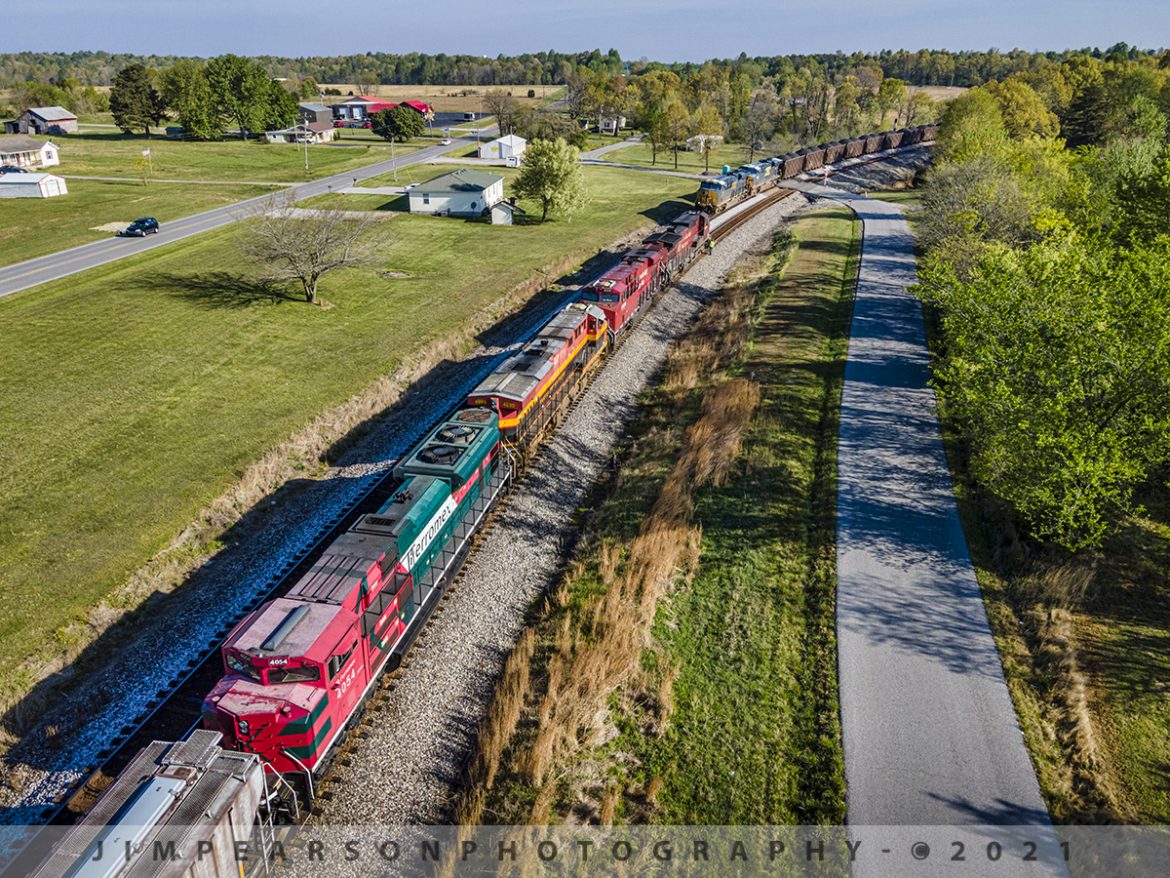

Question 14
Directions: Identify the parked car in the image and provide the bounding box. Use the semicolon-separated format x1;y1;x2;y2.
119;217;160;237
440;138;452;145
0;165;29;174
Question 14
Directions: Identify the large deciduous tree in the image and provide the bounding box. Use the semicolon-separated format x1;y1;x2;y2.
239;192;377;304
206;54;293;138
371;105;424;142
161;59;223;140
512;137;586;223
110;63;165;136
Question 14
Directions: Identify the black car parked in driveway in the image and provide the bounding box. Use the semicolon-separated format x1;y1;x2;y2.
0;165;29;174
119;217;160;237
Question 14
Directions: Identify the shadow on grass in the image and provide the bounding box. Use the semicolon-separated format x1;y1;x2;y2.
156;271;302;308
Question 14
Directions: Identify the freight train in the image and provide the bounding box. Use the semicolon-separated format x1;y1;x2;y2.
24;128;930;878
197;209;712;808
695;123;938;213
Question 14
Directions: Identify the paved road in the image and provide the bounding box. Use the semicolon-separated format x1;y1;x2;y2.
0;134;488;300
579;135;640;160
795;183;1065;875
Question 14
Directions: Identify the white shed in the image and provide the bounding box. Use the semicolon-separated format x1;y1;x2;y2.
409;169;504;217
0;172;68;198
477;134;527;160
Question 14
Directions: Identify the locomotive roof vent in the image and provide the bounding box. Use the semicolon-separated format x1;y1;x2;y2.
418;444;463;466
455;408;493;423
436;424;477;445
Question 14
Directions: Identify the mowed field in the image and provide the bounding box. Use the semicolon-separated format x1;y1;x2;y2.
0;165;696;698
0;134;426;265
604;140;758;174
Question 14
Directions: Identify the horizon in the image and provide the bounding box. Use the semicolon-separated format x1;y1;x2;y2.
8;0;1170;63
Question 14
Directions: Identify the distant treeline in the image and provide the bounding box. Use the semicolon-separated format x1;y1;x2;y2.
2;44;1166;90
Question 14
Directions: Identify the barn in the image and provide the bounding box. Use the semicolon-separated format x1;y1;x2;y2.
478;134;527;161
408;169;504;217
5;106;78;136
0;173;68;198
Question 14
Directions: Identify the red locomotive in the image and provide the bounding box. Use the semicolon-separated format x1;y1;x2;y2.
581;210;709;338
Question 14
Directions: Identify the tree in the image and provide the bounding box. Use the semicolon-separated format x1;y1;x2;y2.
690;101;724;173
206;54;286;139
742;84;778;161
512;138;586;222
936;88;1009;163
986;79;1060;139
370;105;423;142
162;60;223;140
876;77;907;127
482;89;521;134
239;192;377;304
658;96;691;169
110;63;164;136
919;235;1170;550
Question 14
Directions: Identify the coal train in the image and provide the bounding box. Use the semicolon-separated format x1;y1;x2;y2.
24;125;933;878
695;123;938;213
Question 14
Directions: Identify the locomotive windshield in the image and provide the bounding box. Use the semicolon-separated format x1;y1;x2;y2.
267;665;321;685
225;651;262;682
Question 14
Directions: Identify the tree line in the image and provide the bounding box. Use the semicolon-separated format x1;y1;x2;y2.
4;45;1166;94
916;55;1170;552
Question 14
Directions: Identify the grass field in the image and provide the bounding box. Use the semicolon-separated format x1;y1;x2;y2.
0;179;278;266
0;165;695;701
457;206;858;826
320;83;558;113
48;132;414;182
603;140;755;174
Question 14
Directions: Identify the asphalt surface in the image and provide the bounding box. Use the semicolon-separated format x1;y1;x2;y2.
799;184;1065;876
0;134;488;300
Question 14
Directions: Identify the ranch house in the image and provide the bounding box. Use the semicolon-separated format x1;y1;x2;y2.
408;169;504;217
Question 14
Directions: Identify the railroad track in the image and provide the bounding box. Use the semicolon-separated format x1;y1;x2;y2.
8;182;800;863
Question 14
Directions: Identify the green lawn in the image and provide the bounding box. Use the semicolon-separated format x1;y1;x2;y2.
0;165;695;701
604;140;759;174
0;179;278;266
49;132;417;182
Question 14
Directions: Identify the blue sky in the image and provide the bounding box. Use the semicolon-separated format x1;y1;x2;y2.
11;1;1169;60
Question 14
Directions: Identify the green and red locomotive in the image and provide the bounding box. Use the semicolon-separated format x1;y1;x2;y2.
202;408;511;789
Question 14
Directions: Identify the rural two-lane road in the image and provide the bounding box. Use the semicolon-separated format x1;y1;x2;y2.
0;134;490;300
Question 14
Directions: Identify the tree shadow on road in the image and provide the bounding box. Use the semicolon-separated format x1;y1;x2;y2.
156;270;302;308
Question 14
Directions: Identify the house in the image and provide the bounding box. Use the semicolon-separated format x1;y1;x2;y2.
686;133;724;152
264;122;337;144
408;169;504;217
5;106;78;136
298;102;332;126
598;115;628;135
477;134;527;160
0;172;68;198
0;135;60;169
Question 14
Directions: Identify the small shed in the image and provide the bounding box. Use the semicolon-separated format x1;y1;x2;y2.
0;173;68;198
5;106;78;136
409;168;504;217
478;134;527;160
599;115;628;135
0;135;59;169
490;200;525;226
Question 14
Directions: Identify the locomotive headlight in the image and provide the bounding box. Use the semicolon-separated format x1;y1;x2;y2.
238;720;250;736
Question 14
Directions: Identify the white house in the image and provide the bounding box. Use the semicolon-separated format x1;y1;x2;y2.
408;169;504;217
0;173;68;198
264;122;337;144
0;135;60;169
599;115;628;135
477;134;527;161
